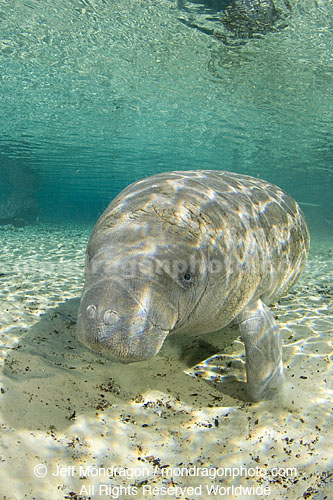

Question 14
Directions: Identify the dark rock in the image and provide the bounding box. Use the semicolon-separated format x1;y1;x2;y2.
222;0;291;39
178;0;292;43
0;191;39;226
12;218;26;228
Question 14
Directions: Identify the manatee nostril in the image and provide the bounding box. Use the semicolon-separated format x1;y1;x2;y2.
104;310;119;325
86;304;97;319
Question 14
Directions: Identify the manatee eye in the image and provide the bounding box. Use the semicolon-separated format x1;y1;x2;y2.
180;271;195;286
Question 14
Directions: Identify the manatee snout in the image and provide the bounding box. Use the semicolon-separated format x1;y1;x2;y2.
77;278;174;362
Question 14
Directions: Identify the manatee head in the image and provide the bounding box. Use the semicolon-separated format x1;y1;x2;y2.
77;243;212;362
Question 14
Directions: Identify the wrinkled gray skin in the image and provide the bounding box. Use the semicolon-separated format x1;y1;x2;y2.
78;171;310;401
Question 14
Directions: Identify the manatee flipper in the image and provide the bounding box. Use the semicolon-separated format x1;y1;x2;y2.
237;299;284;401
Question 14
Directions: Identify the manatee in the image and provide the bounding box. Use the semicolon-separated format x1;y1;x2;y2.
77;170;310;401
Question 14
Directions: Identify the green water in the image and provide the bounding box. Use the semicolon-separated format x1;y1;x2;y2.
0;0;332;231
0;3;332;499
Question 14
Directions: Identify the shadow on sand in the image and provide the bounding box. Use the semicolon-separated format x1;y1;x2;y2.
2;298;247;432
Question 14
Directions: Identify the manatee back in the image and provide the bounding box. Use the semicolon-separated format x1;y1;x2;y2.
87;170;309;326
196;170;309;304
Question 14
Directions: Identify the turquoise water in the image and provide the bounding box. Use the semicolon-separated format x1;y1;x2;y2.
0;0;332;229
0;2;332;500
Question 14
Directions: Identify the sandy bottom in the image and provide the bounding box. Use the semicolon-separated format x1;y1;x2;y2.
0;223;332;500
